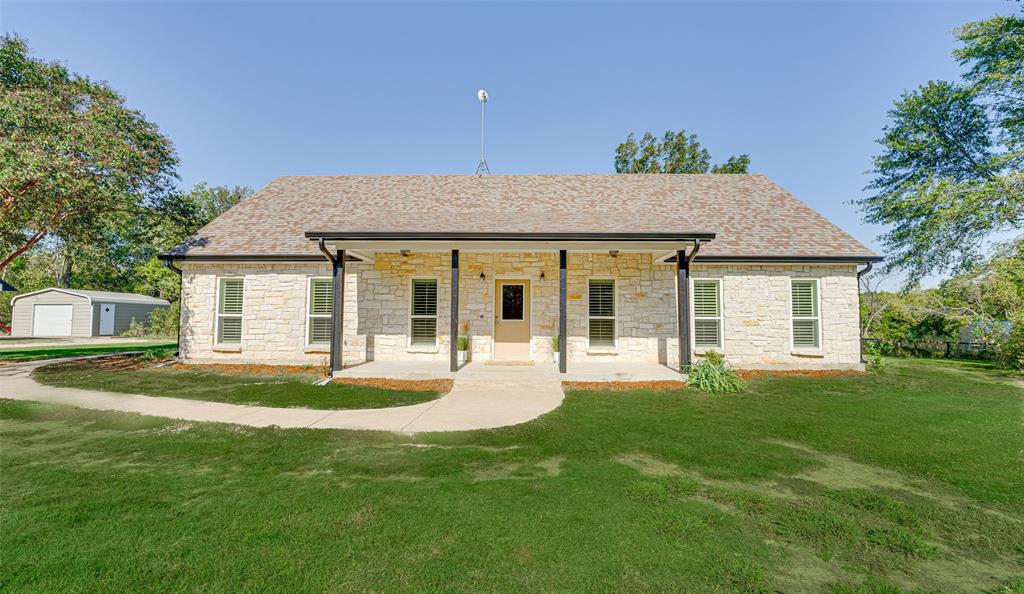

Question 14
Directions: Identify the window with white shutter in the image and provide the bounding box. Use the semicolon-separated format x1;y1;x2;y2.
693;279;722;349
216;278;244;344
588;279;615;347
307;278;333;346
791;279;820;348
410;279;438;346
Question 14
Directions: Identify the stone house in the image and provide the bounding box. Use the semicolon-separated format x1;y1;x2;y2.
161;174;880;375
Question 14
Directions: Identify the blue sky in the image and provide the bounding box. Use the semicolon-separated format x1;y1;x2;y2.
2;1;1012;285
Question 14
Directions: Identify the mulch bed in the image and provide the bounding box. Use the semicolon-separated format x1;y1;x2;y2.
330;377;453;393
45;354;150;372
170;363;326;377
736;369;866;380
562;380;686;391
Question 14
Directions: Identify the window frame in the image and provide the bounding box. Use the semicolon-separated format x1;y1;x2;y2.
587;277;617;348
409;277;439;347
215;276;244;346
692;278;723;350
790;278;821;350
305;276;333;348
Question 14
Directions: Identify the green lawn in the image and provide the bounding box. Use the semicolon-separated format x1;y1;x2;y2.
2;358;1022;592
0;341;177;362
32;360;442;410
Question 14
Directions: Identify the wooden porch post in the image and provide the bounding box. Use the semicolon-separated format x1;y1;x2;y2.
331;249;345;373
559;249;567;373
676;249;690;371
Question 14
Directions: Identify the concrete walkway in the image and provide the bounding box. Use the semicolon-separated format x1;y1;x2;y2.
0;359;564;433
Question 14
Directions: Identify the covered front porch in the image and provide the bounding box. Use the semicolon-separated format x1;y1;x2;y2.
309;232;715;376
332;359;686;381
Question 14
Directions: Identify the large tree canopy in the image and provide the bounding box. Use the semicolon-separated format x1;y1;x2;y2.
614;130;750;174
857;7;1024;285
0;34;178;271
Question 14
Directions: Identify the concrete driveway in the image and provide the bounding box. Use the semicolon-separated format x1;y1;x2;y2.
0;359;564;433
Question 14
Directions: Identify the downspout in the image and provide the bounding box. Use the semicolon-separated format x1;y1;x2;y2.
164;258;183;357
317;239;339;375
685;239;702;265
856;260;874;364
317;238;336;266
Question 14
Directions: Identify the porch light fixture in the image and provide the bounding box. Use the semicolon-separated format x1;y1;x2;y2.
540;271;546;283
479;272;486;281
609;250;620;258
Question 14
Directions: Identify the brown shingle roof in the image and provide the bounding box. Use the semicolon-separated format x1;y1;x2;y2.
167;174;877;261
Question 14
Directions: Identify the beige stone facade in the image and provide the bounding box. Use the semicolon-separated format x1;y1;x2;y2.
178;254;863;370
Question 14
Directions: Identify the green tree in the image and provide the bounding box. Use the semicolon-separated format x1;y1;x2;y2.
857;8;1024;285
614;130;750;174
0;34;178;271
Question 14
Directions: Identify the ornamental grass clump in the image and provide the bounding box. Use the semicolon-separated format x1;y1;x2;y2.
686;351;745;393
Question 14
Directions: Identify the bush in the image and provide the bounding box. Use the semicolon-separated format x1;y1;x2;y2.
144;303;179;338
994;315;1024;370
864;341;887;373
456;334;469;352
120;318;145;338
686;351;745;393
115;304;179;339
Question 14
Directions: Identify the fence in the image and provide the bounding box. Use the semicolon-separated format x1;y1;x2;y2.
862;337;996;360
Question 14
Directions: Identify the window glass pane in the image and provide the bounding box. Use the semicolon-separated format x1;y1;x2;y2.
694;319;721;348
218;316;242;344
309;318;332;345
219;279;243;315
411;318;436;344
310;279;332;316
411;279;437;316
693;281;720;318
791;280;817;317
589;280;615;317
793;319;819;348
589;319;615;346
501;284;524;320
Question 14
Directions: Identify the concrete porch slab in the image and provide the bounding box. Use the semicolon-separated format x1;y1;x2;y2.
334;359;683;382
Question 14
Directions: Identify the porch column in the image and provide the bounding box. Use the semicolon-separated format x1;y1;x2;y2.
450;249;459;373
331;249;346;373
559;249;567;373
676;249;690;371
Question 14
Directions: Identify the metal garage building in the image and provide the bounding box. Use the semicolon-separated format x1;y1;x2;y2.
10;289;170;338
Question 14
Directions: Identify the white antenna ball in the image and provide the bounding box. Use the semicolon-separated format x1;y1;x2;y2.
477;89;489;103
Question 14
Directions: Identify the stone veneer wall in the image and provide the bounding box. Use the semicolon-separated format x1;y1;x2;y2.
178;257;862;370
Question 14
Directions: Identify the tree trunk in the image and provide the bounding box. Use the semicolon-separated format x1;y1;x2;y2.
58;243;74;288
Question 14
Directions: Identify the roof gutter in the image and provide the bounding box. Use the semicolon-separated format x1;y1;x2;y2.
305;231;716;242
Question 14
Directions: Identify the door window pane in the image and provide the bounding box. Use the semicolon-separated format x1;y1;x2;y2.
501;284;524;320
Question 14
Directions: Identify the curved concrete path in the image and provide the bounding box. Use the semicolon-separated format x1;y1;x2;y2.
0;359;564;433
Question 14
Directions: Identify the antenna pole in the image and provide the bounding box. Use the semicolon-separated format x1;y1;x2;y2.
475;89;490;175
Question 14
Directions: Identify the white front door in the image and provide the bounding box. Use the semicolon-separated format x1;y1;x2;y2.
32;304;73;337
99;303;115;335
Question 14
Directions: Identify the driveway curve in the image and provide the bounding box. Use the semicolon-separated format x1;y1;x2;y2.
0;359;564;433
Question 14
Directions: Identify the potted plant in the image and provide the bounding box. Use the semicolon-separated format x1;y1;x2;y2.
457;322;470;366
552;333;560;365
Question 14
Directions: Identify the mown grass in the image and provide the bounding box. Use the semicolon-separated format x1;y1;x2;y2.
0;341;176;361
32;360;441;410
2;358;1022;592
